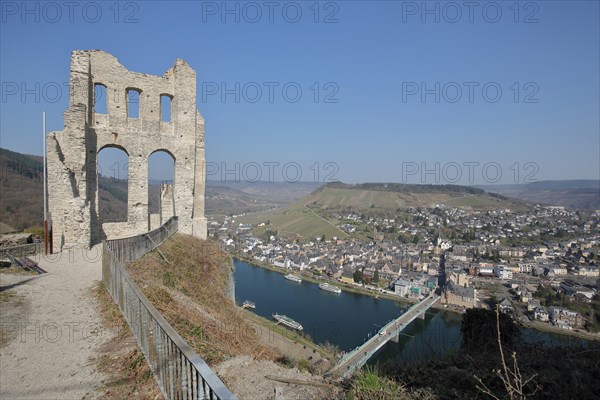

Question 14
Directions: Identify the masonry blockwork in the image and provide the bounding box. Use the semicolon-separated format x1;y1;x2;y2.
47;50;207;251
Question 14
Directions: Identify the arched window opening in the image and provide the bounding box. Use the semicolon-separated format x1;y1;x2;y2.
94;83;107;114
160;94;173;122
97;146;128;223
127;88;141;119
148;150;175;229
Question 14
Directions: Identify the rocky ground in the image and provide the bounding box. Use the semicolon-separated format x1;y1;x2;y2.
215;355;338;399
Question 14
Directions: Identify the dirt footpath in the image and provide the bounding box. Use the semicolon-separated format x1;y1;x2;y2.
0;246;112;399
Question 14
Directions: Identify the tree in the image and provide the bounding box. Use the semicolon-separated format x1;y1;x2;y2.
321;234;326;242
353;269;363;283
474;307;538;400
373;268;379;283
461;308;519;353
492;249;501;262
488;294;499;308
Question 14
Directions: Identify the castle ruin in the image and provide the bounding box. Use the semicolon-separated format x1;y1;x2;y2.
47;50;207;251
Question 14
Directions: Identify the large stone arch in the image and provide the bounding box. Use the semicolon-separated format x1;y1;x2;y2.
47;50;207;251
98;143;130;156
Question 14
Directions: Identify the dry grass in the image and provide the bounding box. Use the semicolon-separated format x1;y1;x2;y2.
126;234;279;365
91;283;161;400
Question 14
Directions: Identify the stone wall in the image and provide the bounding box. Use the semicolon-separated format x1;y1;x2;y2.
47;50;207;251
160;183;175;223
149;214;161;231
102;222;130;239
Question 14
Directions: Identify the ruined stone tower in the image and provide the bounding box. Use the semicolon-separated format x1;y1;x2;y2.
47;50;207;251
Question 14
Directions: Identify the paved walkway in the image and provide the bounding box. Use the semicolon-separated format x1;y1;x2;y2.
0;246;111;399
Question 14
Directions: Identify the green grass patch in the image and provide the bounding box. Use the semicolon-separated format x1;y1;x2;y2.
350;366;403;400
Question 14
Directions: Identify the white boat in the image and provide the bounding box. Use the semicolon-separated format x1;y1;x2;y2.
319;282;342;294
284;274;302;283
272;313;303;330
242;300;255;309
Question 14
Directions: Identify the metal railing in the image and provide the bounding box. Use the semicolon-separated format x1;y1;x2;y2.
102;217;236;400
105;217;177;263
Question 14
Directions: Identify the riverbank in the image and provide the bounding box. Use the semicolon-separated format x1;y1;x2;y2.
234;254;600;344
234;254;413;304
523;318;600;342
239;309;337;372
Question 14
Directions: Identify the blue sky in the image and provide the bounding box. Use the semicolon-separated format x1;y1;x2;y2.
1;0;599;184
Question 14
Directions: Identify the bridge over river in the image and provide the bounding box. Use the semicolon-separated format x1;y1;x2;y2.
329;293;440;378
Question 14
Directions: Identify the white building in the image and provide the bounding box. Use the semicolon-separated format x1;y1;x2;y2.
534;305;549;322
518;262;536;273
494;265;513;280
393;278;411;297
478;264;494;275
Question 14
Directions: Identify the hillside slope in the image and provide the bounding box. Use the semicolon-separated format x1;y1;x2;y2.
0;148;133;229
0;148;44;230
126;235;333;399
206;181;321;215
238;202;352;239
237;182;528;238
303;186;522;211
127;235;277;363
478;180;600;209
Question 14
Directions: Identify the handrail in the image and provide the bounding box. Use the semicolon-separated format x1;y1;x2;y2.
102;217;236;399
105;217;178;263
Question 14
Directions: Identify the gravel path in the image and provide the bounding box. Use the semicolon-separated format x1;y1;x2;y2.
0;246;112;399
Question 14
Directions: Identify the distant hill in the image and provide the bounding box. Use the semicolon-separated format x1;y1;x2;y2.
0;148;45;230
0;148;320;230
325;182;488;195
476;180;600;210
207;180;321;203
0;147;136;229
206;180;321;215
303;182;526;211
237;181;529;239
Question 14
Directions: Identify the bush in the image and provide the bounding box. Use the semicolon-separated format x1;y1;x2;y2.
461;308;520;353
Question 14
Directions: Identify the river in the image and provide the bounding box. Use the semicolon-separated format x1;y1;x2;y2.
233;259;591;366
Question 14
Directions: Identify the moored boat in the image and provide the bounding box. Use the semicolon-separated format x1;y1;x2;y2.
319;282;342;294
284;274;302;283
273;313;303;330
242;300;256;309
